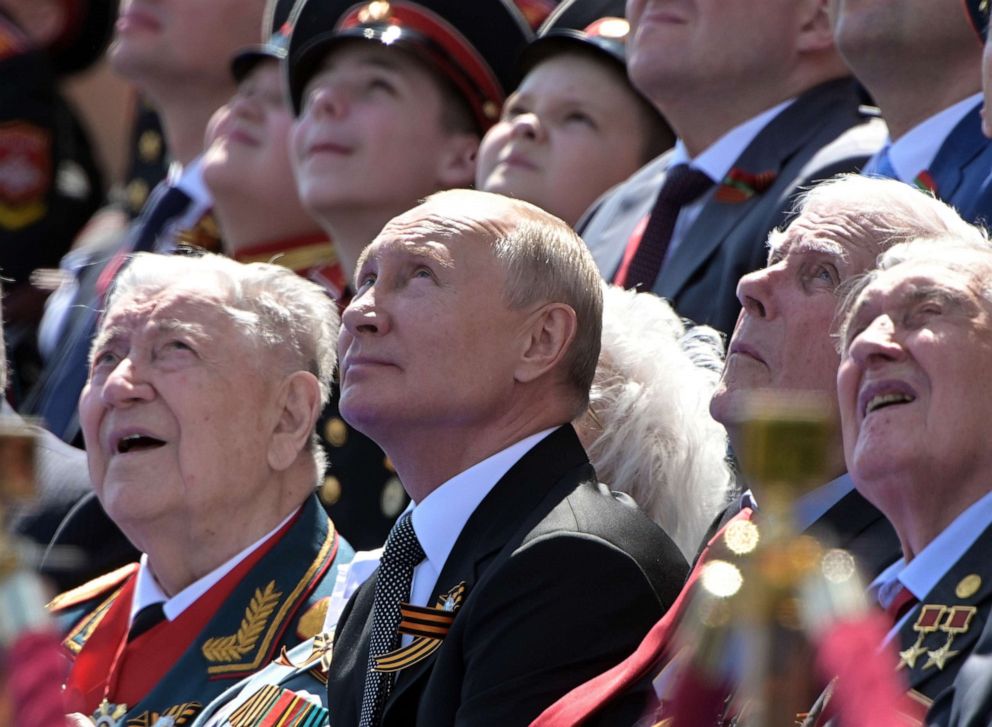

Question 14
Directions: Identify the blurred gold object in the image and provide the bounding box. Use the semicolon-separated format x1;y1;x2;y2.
666;392;868;727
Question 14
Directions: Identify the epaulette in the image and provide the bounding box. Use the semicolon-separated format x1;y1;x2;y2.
0;14;29;61
47;563;139;613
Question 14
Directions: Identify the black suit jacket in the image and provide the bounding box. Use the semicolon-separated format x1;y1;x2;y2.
325;426;688;726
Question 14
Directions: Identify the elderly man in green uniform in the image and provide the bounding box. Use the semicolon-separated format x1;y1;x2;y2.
53;252;353;726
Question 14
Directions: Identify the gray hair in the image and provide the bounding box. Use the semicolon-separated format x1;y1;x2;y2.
490;211;604;414
420;189;604;415
837;236;992;350
583;285;733;558
769;174;988;262
101;252;340;480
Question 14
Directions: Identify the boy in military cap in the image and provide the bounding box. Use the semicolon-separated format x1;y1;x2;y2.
286;0;532;284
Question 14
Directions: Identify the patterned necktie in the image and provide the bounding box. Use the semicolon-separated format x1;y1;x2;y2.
359;512;426;727
616;164;713;290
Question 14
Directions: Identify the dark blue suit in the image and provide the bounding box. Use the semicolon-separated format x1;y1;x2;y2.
931;104;992;227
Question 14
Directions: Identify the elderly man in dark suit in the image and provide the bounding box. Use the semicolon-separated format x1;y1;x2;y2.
324;189;687;727
532;175;987;726
835;238;992;719
580;0;885;336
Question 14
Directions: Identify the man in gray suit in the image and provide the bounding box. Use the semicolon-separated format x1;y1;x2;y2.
581;0;885;335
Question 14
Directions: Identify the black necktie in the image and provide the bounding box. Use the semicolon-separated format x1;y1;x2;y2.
617;164;714;290
128;602;166;641
358;512;425;727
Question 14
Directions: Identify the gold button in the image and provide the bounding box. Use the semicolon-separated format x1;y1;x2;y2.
319;475;341;505
383;455;395;473
956;574;982;599
324;417;348;447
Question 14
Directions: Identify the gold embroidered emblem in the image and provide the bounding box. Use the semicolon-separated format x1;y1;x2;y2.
202;581;282;663
125;701;202;726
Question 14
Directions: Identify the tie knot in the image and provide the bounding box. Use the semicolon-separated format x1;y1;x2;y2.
658;164;713;206
382;512;425;570
128;601;166;641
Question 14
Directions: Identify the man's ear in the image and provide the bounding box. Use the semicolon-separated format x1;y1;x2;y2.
436;133;480;189
514;303;578;384
267;371;322;471
797;0;835;54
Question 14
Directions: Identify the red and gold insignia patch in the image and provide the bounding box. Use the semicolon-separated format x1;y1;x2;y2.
0;121;51;229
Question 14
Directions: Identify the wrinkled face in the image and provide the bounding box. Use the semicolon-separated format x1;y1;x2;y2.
337;210;529;441
476;53;650;227
291;42;475;222
110;0;264;89
710;208;878;429
837;257;992;498
79;276;283;530
203;61;302;215
624;0;800;100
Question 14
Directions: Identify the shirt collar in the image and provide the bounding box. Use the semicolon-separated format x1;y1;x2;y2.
886;93;983;182
131;506;298;624
669;97;796;183
897;488;992;601
870;488;992;608
410;427;558;577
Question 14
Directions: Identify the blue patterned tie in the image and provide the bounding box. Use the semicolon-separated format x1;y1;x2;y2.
358;512;425;727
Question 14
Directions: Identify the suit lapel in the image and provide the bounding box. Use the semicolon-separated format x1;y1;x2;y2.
385;426;591;711
658;79;860;299
927;103;985;201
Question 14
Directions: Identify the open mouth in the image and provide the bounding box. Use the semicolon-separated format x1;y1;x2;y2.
864;392;915;416
116;435;166;454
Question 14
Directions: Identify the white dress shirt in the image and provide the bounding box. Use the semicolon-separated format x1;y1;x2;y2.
407;427;557;610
